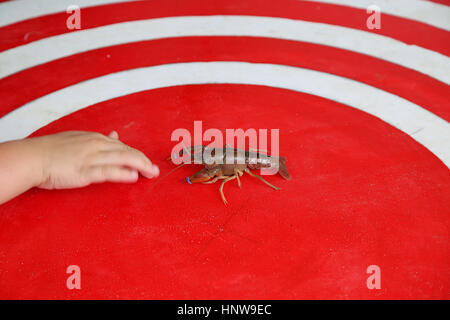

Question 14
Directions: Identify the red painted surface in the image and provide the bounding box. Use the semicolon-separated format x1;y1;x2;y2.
427;0;450;6
0;0;449;300
0;85;448;299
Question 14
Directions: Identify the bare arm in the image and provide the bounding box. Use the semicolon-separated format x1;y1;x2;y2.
0;131;159;205
0;137;44;204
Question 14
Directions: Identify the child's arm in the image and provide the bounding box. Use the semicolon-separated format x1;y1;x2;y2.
0;131;159;204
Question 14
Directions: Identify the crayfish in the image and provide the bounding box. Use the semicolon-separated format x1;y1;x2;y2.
170;145;291;205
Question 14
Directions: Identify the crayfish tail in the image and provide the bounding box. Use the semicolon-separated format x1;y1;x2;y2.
278;157;292;180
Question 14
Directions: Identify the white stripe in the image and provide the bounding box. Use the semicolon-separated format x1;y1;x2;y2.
1;16;449;83
0;0;138;28
303;0;450;31
0;62;449;167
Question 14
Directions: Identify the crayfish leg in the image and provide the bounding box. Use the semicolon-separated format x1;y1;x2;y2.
244;168;279;191
219;175;237;205
234;168;243;189
201;175;227;184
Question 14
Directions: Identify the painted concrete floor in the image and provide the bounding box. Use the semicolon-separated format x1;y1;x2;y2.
0;0;449;299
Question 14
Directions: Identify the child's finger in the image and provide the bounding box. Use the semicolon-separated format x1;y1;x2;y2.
92;149;159;178
108;131;119;140
86;165;139;183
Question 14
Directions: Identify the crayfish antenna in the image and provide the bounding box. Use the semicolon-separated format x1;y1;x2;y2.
159;163;187;181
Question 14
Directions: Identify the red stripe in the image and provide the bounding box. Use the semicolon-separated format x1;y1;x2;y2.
1;37;449;121
427;0;450;6
0;0;449;56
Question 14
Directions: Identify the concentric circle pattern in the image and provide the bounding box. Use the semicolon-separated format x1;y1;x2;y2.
0;0;448;299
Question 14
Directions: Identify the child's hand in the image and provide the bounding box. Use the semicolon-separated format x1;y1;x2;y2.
34;131;159;189
0;130;159;204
